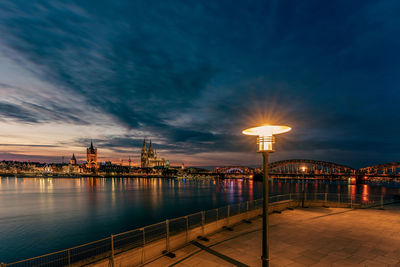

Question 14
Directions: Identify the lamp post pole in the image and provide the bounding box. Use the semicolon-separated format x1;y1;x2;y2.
301;167;307;208
242;124;291;267
262;151;269;267
302;172;305;208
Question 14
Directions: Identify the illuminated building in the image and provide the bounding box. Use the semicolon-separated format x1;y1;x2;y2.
140;139;167;168
70;154;77;165
86;141;98;170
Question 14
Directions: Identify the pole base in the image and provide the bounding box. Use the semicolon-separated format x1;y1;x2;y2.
261;256;270;267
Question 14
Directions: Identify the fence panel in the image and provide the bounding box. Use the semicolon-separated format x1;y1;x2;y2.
114;228;144;252
254;199;263;209
169;217;187;236
229;203;240;216
205;209;217;224
144;222;166;243
69;237;111;265
187;212;202;229
6;250;68;267
248;200;256;211
217;206;228;219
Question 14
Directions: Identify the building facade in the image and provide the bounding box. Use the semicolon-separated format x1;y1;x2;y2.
70;154;77;165
141;139;167;168
86;141;98;170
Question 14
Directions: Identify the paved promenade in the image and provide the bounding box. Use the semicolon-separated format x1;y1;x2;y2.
144;204;400;267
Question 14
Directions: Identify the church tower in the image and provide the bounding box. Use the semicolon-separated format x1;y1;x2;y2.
141;139;148;168
70;154;77;165
148;140;155;158
86;140;98;170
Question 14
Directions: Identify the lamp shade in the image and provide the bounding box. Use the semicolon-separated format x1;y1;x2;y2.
242;124;291;152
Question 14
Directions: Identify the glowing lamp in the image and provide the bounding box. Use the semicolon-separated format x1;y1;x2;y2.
242;125;291;152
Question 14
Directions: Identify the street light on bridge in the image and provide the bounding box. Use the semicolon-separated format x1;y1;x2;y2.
300;166;308;208
242;124;291;267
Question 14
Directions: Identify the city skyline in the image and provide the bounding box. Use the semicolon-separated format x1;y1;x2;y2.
0;1;400;168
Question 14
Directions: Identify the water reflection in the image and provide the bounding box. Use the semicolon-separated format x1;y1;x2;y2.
349;184;356;201
1;177;400;263
362;184;370;203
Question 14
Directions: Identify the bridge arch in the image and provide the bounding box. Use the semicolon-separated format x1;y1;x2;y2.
269;159;355;175
215;166;253;174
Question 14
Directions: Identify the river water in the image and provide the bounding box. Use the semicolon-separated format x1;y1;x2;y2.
1;177;399;263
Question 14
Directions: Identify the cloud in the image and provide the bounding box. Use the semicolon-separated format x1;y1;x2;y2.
0;102;39;123
0;0;399;166
0;152;61;163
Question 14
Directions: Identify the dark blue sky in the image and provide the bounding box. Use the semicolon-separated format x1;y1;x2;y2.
0;0;399;167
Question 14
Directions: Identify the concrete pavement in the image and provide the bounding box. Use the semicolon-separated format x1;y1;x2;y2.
144;204;400;266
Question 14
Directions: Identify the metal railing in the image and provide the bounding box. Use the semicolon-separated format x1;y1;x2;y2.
2;192;398;267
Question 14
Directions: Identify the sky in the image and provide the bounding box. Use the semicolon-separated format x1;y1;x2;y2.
0;0;399;168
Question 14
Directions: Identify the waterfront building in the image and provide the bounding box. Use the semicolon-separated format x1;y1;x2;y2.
70;154;77;165
86;141;98;170
67;153;83;173
140;139;168;168
98;161;132;174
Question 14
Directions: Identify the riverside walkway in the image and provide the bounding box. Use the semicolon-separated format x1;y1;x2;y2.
145;204;400;267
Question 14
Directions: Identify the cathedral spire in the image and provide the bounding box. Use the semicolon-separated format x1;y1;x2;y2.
141;139;148;168
142;139;146;149
148;139;155;158
141;139;147;154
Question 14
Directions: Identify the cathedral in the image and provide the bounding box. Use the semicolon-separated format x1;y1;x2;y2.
86;141;98;170
141;139;167;168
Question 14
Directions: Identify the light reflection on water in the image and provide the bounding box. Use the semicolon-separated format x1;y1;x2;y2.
0;177;400;262
0;177;262;262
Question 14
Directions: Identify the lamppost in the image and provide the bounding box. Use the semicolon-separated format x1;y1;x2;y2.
242;124;291;267
300;166;307;208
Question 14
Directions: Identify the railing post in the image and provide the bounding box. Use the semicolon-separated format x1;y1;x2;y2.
302;179;305;207
246;201;249;219
142;228;146;264
166;219;170;251
67;249;71;265
350;196;353;208
227;205;230;225
143;228;146;246
338;192;340;206
110;235;115;267
324;193;327;206
201;211;205;235
185;216;189;242
380;194;384;209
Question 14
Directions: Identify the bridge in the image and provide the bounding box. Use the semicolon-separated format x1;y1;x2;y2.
214;159;400;180
215;166;254;174
359;162;400;175
269;159;354;176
